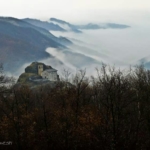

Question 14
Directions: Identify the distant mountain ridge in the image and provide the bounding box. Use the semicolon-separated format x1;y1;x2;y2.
50;17;130;31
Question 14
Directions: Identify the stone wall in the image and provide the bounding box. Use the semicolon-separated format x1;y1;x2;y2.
25;62;52;75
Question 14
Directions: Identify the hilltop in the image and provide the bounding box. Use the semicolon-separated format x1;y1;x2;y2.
17;62;60;88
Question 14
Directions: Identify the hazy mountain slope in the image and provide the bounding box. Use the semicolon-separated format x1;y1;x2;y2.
50;18;82;33
0;17;70;72
0;33;51;72
22;18;66;31
0;17;64;45
76;23;102;29
77;23;130;29
21;18;72;45
50;17;130;30
0;20;62;47
105;23;130;29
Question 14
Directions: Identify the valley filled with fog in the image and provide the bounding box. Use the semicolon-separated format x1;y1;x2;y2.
41;24;150;77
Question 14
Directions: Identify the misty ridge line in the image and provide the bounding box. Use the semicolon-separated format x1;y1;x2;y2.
23;17;131;34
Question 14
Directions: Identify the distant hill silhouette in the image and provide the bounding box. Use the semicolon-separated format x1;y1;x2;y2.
50;17;130;31
50;18;82;33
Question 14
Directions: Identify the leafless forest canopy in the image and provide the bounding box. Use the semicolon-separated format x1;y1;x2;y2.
1;64;150;150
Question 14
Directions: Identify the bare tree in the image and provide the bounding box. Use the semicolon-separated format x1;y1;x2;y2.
0;63;15;94
91;64;142;150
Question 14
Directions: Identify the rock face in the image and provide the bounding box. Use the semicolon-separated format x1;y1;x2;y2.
17;62;59;86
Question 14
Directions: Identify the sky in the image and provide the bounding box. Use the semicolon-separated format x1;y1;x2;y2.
0;0;150;23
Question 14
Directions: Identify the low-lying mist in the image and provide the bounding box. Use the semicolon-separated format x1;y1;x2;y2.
47;25;150;77
14;19;150;78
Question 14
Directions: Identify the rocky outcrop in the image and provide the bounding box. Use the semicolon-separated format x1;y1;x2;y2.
17;62;60;88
